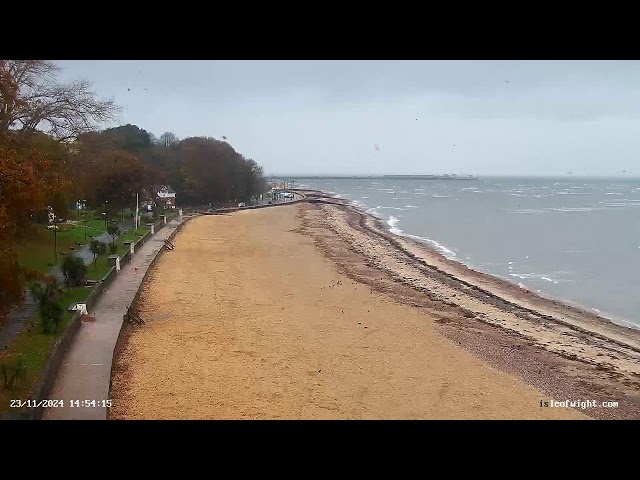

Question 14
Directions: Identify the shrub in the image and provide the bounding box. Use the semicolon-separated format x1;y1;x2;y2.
109;242;118;255
89;239;107;265
140;214;153;224
39;299;64;334
61;254;87;288
107;224;120;242
30;278;61;308
1;355;27;390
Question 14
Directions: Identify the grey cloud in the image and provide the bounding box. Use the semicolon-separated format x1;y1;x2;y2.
53;60;640;176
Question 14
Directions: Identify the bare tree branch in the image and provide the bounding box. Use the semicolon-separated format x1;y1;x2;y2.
0;60;120;141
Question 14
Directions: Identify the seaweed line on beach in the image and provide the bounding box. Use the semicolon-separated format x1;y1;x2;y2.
295;194;640;419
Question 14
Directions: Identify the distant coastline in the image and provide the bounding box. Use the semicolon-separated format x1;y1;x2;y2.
268;174;478;180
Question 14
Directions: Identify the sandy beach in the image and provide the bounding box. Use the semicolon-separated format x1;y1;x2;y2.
109;195;640;419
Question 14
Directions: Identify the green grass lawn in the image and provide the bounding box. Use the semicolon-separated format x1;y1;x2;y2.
0;286;92;412
16;217;109;274
86;254;113;281
106;226;151;256
1;220;156;413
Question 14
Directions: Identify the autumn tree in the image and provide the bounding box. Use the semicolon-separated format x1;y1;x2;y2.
176;136;267;205
0;60;119;141
92;150;151;210
0;134;67;324
101;124;153;154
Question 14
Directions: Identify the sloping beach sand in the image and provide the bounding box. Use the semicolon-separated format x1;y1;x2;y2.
110;200;640;419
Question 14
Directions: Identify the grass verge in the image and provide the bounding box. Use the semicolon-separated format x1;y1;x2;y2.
0;287;92;412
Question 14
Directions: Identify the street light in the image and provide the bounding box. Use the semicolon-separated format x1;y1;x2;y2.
53;213;58;264
81;200;87;242
104;201;108;228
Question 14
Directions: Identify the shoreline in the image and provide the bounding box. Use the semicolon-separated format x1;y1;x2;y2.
382;210;639;331
297;191;640;418
305;189;640;340
110;195;640;419
110;205;587;419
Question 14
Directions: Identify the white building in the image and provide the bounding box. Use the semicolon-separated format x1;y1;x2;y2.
155;185;177;209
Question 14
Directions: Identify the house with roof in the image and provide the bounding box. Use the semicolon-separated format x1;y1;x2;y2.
154;185;177;210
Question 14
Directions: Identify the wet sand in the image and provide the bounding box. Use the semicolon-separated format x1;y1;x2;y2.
108;200;640;419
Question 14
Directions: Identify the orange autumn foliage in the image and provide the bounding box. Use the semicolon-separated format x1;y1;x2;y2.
0;134;67;323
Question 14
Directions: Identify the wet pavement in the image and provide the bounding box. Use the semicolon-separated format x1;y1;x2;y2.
43;216;184;420
0;221;131;351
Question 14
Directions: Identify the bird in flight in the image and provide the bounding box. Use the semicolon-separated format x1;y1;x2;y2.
505;80;510;84
144;88;149;91
127;88;130;91
222;136;227;140
374;144;380;151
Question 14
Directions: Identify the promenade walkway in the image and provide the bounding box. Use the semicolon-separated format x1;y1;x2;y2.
43;216;184;420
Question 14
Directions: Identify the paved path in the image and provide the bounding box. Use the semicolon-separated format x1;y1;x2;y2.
43;217;184;420
1;221;132;350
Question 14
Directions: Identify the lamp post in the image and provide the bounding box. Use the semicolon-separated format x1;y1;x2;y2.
54;214;58;264
81;200;87;242
104;201;108;228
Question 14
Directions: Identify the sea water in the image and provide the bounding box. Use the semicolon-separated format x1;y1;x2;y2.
294;176;640;328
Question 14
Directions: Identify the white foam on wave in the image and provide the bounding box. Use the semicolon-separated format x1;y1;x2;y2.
360;196;369;199
509;272;560;284
377;206;406;211
366;206;382;217
384;216;457;258
404;233;457;258
432;195;451;198
506;209;546;214
387;216;403;235
606;192;624;195
403;205;420;208
550;207;596;212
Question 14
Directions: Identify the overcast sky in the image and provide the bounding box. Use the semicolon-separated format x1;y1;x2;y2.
55;60;640;177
